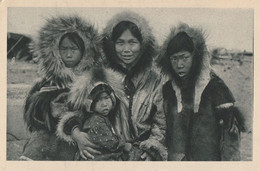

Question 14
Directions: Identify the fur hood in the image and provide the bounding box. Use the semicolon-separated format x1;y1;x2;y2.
56;67;125;143
68;67;125;111
102;11;158;76
36;16;102;88
157;23;212;113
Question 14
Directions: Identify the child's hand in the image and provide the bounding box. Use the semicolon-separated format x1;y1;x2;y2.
72;127;101;160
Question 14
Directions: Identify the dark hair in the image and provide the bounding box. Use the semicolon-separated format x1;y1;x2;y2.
159;31;203;85
89;84;114;111
103;20;156;76
111;21;143;43
59;32;85;54
166;32;194;55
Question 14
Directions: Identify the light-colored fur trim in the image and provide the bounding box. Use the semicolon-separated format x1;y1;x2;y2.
69;72;94;111
103;11;154;46
171;81;182;113
161;23;212;113
216;103;234;109
68;67;125;111
103;68;125;95
36;16;101;88
56;112;80;144
101;11;157;75
194;50;212;113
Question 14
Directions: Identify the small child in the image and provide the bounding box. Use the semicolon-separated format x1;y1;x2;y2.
74;83;131;161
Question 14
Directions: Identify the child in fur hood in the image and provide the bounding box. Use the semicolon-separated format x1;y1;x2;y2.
157;23;246;161
73;83;128;161
21;16;101;160
64;68;154;161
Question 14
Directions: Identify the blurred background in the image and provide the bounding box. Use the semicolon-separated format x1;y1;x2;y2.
7;8;253;160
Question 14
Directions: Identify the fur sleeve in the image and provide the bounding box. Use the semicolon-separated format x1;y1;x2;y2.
211;76;235;107
56;111;82;144
24;78;44;130
216;106;245;161
139;85;167;161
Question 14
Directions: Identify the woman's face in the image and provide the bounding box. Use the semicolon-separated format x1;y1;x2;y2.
59;37;83;68
169;51;193;80
115;29;141;67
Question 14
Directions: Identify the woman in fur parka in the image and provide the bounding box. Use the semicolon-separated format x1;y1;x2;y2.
21;16;101;160
56;11;167;161
157;23;246;161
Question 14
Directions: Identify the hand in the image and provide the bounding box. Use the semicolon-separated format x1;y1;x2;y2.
71;127;101;160
140;152;152;161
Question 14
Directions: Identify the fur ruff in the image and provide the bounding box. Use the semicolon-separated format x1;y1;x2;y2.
157;23;211;113
56;111;80;144
56;67;125;142
102;11;158;76
68;67;125;111
36;15;102;88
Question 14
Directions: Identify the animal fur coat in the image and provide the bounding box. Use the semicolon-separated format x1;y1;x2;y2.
157;23;246;161
56;11;167;161
21;16;101;160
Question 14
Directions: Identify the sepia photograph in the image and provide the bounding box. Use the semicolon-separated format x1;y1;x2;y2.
6;6;253;164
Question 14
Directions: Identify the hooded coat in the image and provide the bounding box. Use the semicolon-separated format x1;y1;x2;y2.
21;16;101;160
157;23;246;161
63;68;125;161
57;11;167;161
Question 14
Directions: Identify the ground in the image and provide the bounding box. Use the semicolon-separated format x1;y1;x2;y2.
6;58;253;160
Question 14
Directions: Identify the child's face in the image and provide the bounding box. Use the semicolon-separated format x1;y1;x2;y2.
94;92;113;116
169;50;193;80
59;37;83;68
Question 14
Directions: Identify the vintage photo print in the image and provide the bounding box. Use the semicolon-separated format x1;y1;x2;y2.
1;0;258;170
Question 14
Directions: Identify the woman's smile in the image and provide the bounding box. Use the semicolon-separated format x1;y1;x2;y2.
121;55;134;59
115;29;141;66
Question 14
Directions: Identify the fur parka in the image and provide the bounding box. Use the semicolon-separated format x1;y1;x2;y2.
56;11;167;161
157;23;246;161
24;16;102;132
22;16;102;161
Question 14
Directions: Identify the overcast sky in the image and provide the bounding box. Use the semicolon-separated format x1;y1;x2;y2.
8;7;253;52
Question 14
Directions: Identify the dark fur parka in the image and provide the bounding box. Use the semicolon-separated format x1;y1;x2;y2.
157;23;246;161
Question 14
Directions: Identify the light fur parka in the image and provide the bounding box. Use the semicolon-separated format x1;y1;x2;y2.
21;16;101;160
24;16;101;132
57;11;167;161
157;23;245;161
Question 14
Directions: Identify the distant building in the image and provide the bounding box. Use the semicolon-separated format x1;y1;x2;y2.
211;47;232;59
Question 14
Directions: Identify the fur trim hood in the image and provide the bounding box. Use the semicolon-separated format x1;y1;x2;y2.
36;16;102;88
68;67;125;112
157;23;212;113
102;11;158;75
